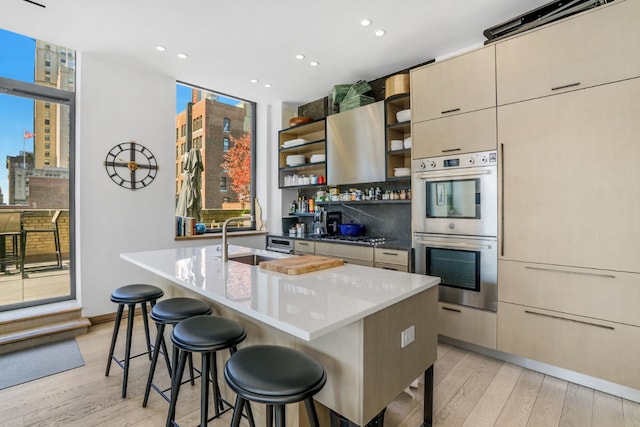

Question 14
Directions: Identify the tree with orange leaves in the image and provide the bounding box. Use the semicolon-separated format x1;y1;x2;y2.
221;133;252;207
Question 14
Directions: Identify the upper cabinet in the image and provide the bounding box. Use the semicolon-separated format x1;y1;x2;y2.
411;45;496;123
496;0;640;105
278;119;326;188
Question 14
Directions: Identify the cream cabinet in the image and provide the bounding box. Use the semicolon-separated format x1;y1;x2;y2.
437;303;496;349
499;260;640;327
499;77;640;273
373;248;408;272
497;302;640;390
314;242;374;267
294;240;315;256
496;0;640;105
411;45;496;122
412;107;496;158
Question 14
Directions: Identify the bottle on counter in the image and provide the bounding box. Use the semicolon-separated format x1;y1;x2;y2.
308;198;315;212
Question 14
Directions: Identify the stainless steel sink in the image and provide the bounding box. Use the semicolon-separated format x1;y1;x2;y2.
228;254;278;266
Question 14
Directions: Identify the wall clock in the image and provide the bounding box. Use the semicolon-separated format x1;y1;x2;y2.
104;141;158;190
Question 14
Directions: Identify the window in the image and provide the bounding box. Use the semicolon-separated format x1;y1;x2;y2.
175;82;256;233
0;28;75;311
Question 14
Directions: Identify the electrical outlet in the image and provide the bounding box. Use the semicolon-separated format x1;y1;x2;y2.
401;325;415;348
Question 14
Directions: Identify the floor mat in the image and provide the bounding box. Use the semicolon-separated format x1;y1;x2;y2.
0;339;85;389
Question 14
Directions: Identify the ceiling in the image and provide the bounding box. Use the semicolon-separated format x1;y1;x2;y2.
2;0;550;105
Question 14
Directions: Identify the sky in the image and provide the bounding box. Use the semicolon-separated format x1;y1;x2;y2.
0;28;36;200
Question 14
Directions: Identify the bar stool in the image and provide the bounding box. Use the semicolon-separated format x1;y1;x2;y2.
165;315;254;427
105;284;164;398
224;345;327;427
143;297;213;407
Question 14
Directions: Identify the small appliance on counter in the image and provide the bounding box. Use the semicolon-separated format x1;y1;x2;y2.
325;211;342;236
312;209;327;236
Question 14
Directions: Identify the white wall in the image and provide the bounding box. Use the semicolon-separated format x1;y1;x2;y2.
77;53;268;317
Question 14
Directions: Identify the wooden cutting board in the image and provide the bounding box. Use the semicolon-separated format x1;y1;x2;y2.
259;255;344;275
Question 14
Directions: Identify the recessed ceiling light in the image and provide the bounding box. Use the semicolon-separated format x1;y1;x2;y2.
295;54;305;60
156;45;166;52
177;53;188;59
374;29;386;37
250;78;259;83
264;83;272;88
360;18;372;27
310;61;319;67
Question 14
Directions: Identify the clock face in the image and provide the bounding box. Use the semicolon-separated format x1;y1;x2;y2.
104;142;158;190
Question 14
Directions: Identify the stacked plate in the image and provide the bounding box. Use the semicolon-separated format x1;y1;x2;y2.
403;136;412;149
390;140;403;151
281;138;308;148
310;154;325;163
286;154;305;166
394;167;411;177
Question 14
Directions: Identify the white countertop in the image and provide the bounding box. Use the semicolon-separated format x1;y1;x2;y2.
121;245;439;341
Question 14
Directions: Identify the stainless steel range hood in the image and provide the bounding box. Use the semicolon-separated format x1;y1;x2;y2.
326;101;385;185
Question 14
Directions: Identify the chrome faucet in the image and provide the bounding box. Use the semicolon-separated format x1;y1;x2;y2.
222;215;253;262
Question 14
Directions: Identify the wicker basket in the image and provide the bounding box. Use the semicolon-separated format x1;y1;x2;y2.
339;94;375;112
385;74;410;98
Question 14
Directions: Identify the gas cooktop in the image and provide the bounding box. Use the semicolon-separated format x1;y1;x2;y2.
316;235;389;246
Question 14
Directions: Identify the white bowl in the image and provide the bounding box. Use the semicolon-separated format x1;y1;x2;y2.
390;139;403;150
309;154;325;163
286;154;305;166
396;109;411;123
403;136;412;149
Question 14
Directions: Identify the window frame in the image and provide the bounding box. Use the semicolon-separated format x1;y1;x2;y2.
176;81;257;234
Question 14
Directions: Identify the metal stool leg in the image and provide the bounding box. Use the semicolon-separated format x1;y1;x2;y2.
140;302;153;360
275;404;286;427
200;351;210;427
143;322;166;407
304;398;321;427
166;349;188;427
121;302;136;398
231;396;247;427
105;304;124;376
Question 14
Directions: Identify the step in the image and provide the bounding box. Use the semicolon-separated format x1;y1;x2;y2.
0;307;91;355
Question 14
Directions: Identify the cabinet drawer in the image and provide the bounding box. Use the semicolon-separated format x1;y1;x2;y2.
374;248;407;266
294;240;315;252
496;0;640;105
412;108;496;158
374;262;407;272
497;302;640;389
315;242;373;262
438;303;496;349
411;46;496;123
499;261;640;327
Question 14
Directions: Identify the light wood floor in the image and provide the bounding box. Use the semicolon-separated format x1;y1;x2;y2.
1;318;639;427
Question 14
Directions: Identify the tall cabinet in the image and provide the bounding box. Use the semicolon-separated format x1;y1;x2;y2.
496;0;640;390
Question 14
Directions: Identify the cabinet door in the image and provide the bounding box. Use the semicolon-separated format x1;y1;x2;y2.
412;108;496;158
497;302;640;390
499;78;640;273
497;0;640;105
315;242;373;263
411;46;495;123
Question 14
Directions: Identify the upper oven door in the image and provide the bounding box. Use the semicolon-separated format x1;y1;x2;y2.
412;160;497;237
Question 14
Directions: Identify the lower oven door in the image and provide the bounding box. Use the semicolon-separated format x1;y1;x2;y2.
413;234;497;312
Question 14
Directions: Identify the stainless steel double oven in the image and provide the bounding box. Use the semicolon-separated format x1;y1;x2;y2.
412;151;498;312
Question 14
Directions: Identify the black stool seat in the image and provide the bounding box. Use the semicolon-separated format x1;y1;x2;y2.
111;284;164;304
165;315;253;427
106;284;164;398
224;345;327;427
172;315;246;351
151;297;212;323
143;298;213;407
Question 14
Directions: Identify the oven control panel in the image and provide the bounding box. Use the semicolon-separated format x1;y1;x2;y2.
413;150;497;172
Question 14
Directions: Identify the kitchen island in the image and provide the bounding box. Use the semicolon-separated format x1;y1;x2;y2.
122;244;440;426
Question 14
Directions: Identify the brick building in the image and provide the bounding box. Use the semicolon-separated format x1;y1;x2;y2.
175;92;249;209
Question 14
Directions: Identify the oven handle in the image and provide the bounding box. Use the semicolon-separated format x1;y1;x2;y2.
414;239;494;250
414;168;493;181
